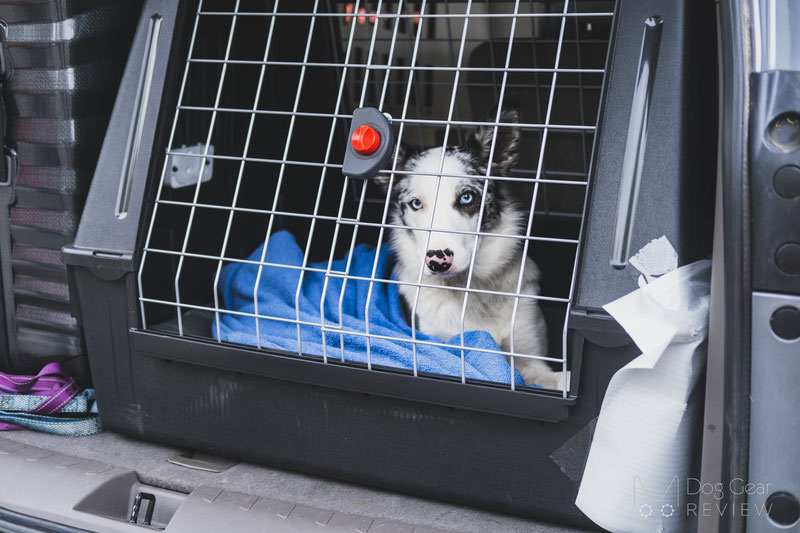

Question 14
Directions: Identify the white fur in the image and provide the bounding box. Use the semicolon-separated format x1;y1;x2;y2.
389;148;568;389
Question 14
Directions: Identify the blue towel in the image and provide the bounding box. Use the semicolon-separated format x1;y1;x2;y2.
216;231;525;385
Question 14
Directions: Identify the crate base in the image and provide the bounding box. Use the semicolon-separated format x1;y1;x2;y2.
76;270;637;530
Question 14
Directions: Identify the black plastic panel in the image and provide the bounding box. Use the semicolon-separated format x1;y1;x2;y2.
70;265;637;529
750;71;800;295
572;0;717;313
133;330;574;422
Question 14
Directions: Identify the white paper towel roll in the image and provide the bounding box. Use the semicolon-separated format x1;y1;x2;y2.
575;258;712;533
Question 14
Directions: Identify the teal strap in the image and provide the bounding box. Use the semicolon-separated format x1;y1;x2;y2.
0;389;101;436
0;389;95;413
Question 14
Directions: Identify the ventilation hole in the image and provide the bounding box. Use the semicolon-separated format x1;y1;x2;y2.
771;306;800;340
766;492;800;526
768;112;800;152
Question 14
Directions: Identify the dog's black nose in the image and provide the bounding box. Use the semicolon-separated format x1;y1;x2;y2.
425;248;453;272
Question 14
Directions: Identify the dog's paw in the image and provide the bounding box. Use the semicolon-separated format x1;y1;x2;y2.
536;370;571;391
560;370;572;391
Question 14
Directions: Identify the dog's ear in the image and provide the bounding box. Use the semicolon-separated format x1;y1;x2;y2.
468;109;520;175
373;142;409;192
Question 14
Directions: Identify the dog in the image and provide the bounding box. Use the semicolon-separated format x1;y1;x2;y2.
376;110;568;390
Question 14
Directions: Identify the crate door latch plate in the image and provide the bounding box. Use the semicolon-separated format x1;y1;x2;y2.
342;107;396;180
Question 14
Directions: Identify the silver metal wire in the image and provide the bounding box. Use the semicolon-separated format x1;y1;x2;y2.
138;0;613;398
320;0;386;362
253;0;321;350
364;0;412;369
187;59;604;74
408;0;469;377
461;0;522;388
510;0;570;395
197;11;612;19
212;1;281;344
291;0;362;357
169;109;599;129
172;0;242;337
137;0;206;331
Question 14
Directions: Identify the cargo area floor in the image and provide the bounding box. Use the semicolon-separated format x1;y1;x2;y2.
0;431;585;532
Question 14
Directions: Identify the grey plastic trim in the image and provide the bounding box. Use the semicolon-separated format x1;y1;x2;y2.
698;146;726;533
167;451;238;473
0;506;92;533
751;0;800;72
168;487;450;533
747;292;800;532
0;437;169;532
0;436;454;533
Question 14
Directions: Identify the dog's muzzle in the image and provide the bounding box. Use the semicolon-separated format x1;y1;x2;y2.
425;248;453;273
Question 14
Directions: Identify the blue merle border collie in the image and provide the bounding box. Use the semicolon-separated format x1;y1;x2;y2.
376;110;569;390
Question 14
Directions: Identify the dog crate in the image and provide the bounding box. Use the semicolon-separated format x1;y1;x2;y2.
64;0;716;527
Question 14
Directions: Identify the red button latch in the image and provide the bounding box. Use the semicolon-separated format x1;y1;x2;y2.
351;125;381;155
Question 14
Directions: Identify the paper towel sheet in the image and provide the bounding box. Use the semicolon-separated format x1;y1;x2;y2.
575;257;712;533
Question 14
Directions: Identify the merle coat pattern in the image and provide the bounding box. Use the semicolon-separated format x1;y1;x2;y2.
376;110;568;389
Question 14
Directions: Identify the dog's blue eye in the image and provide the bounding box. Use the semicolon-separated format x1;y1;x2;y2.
409;198;423;211
459;192;474;205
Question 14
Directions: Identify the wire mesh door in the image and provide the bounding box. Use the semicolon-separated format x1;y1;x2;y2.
137;0;615;402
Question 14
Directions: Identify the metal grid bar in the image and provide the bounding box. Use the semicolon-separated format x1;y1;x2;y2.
319;0;387;362
157;153;592;184
511;0;570;396
168;111;599;129
170;0;243;337
187;58;605;73
139;294;567;363
142;248;579;289
341;38;611;44
463;0;522;387
211;1;281;344
560;0;611;399
408;0;469;376
138;0;615;400
148;201;585;239
137;0;207;331
443;1;466;146
290;0;367;358
252;0;322;350
527;0;548;215
197;11;613;19
365;0;431;370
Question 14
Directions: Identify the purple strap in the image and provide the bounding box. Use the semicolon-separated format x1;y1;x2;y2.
0;363;79;430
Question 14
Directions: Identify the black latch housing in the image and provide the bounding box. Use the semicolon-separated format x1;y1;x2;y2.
342;107;396;180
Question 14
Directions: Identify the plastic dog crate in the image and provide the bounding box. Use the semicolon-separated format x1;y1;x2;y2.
0;0;140;382
64;0;716;527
